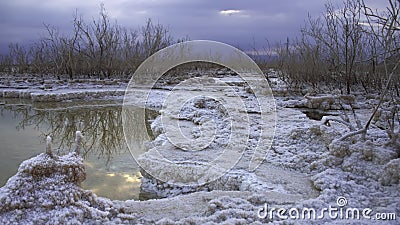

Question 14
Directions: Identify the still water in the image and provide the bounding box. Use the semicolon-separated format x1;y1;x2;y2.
0;98;157;200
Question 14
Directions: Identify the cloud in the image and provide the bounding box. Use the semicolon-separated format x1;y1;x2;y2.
0;0;369;54
220;9;241;16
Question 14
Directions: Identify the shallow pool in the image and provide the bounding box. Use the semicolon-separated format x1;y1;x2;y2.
0;98;157;200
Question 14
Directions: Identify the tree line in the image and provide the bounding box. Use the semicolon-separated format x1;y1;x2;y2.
274;0;399;95
0;5;186;79
0;0;398;97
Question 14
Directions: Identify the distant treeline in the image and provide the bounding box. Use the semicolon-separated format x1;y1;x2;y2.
0;0;399;96
271;0;400;94
0;5;187;79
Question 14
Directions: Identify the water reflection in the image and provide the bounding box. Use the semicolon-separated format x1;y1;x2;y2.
0;98;158;200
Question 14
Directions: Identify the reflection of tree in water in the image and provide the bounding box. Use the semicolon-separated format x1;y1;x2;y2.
0;101;157;163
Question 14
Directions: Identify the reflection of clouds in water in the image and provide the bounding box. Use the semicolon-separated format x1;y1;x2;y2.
105;172;142;183
122;173;142;183
83;167;143;200
83;149;144;200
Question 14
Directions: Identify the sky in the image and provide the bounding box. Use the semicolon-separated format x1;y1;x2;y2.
0;0;389;55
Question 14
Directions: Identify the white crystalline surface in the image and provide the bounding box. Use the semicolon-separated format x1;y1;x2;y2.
0;73;399;224
0;75;127;102
0;153;119;224
126;75;399;224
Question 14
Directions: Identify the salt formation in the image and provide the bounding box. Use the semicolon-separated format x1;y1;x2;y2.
0;132;125;224
0;130;316;224
45;136;52;158
1;71;399;224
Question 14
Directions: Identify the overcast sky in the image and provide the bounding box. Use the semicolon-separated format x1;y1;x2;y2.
0;0;388;54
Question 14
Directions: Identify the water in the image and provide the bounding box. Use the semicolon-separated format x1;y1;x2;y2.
0;98;157;200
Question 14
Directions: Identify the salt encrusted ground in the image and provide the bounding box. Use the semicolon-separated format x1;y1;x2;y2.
0;71;399;224
0;74;127;102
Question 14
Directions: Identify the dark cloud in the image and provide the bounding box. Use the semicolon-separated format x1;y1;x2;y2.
0;0;390;54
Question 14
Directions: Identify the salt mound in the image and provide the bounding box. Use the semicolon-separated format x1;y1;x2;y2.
0;152;125;224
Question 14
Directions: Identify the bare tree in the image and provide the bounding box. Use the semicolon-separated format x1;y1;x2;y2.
361;0;400;143
8;43;30;74
301;0;365;94
141;18;173;59
322;0;400;147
